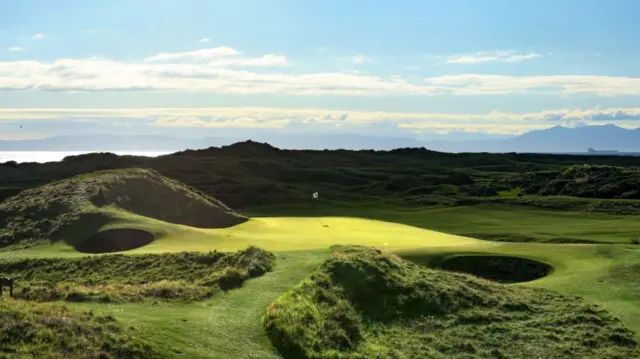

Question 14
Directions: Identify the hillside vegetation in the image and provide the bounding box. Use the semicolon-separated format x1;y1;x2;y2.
0;168;246;249
0;246;275;303
2;141;640;211
0;247;275;303
504;164;640;199
264;246;639;359
1;300;161;359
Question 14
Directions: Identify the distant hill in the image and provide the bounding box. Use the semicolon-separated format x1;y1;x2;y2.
0;134;235;151
3;140;640;212
422;125;640;153
0;133;429;152
2;125;640;153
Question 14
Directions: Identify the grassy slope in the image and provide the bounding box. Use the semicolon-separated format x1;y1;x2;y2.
1;299;161;359
73;250;330;359
0;168;246;249
0;247;275;303
264;246;639;359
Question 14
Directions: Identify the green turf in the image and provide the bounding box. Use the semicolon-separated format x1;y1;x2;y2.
0;247;275;303
3;204;640;344
243;202;640;244
0;299;161;359
72;250;330;359
264;246;639;359
0;168;245;250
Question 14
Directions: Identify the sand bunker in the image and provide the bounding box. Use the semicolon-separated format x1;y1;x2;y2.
432;254;553;283
75;229;155;253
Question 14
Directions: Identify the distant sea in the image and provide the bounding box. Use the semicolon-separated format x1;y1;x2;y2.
0;151;172;164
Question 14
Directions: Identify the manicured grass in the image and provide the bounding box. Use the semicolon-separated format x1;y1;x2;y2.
73;250;330;359
244;202;640;244
0;213;489;259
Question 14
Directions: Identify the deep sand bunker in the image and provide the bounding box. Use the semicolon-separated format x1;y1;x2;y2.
75;228;155;253
432;254;553;283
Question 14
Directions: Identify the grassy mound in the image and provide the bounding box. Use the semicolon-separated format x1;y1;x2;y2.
429;254;553;283
1;300;160;359
75;228;155;253
0;246;275;303
0;168;247;249
263;246;639;359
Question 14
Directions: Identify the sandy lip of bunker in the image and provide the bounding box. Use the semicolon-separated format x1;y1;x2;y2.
430;254;553;283
74;228;155;253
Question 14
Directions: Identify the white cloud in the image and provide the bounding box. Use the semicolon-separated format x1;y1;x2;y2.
423;74;640;96
142;47;288;67
0;46;638;96
0;133;48;140
1;106;639;134
351;55;368;64
445;51;541;64
0;57;434;94
144;47;241;61
32;33;44;40
198;37;211;43
7;47;23;52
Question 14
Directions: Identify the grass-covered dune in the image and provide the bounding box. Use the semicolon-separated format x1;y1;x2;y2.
0;246;275;303
1;300;161;359
264;246;640;359
0;168;246;249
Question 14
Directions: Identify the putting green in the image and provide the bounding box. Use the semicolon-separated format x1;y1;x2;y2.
136;216;495;253
0;215;492;259
211;217;491;250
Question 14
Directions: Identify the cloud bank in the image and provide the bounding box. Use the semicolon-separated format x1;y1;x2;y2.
1;107;639;135
0;46;638;96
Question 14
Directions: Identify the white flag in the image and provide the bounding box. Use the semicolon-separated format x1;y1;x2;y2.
312;192;319;199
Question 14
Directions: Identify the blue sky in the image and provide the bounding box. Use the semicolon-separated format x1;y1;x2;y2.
1;0;640;140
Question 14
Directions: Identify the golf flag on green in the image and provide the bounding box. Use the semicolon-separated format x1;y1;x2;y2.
312;192;319;199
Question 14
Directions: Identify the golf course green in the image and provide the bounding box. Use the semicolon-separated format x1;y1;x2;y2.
1;151;640;358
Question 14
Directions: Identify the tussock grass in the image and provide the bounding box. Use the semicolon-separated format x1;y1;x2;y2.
263;246;639;359
0;299;161;359
0;246;275;303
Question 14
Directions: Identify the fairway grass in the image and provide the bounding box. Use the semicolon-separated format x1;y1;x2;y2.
73;250;330;359
244;203;640;244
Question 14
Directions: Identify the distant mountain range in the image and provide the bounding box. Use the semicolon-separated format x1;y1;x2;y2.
422;125;640;153
1;125;640;154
